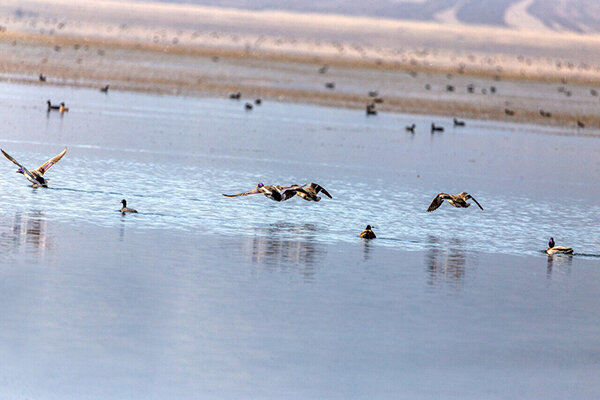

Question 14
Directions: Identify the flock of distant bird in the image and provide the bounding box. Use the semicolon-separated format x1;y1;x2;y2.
228;91;262;110
404;118;465;134
316;65;592;130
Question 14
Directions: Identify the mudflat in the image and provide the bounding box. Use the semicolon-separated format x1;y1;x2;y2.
2;0;600;131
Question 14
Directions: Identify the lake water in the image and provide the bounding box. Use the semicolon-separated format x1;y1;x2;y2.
0;82;599;399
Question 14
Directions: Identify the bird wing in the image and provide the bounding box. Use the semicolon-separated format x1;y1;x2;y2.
427;193;447;212
34;147;67;175
279;190;298;201
223;188;262;197
272;185;300;201
469;195;484;210
270;185;294;201
281;185;309;196
276;185;311;202
1;149;38;182
312;183;332;199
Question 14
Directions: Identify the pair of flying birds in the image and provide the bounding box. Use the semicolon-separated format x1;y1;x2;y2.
223;182;332;202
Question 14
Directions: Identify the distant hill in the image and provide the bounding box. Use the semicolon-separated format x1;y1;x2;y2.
123;0;600;33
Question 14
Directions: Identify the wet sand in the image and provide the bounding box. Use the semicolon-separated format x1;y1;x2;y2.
2;1;600;131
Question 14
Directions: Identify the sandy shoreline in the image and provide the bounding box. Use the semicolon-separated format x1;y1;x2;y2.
2;1;600;132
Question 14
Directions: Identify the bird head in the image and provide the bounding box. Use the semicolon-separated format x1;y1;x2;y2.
257;182;264;188
16;168;24;174
549;237;555;248
121;199;127;206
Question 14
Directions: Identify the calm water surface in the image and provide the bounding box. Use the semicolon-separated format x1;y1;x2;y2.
0;82;599;399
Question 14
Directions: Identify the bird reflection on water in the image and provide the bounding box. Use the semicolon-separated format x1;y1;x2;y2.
425;236;466;287
0;211;51;257
361;239;373;261
244;223;326;281
546;253;573;279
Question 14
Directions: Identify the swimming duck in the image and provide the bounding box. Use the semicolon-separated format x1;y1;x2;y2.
453;118;465;127
280;183;332;202
120;199;138;214
223;183;308;202
47;100;60;111
100;84;109;93
405;124;416;133
1;147;67;188
431;123;444;133
59;102;69;113
366;103;377;115
39;74;46;82
546;237;573;255
427;192;483;212
359;225;376;239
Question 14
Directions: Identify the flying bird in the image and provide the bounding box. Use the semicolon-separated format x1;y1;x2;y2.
223;183;308;202
427;192;483;212
279;183;332;202
1;147;67;187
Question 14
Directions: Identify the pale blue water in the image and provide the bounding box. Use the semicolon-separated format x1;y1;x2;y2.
0;82;599;256
0;82;599;399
